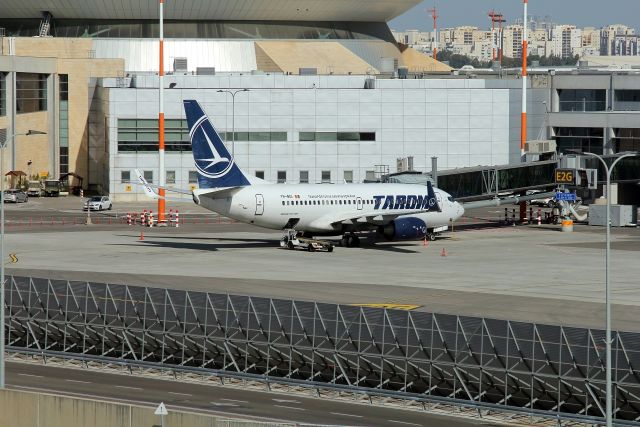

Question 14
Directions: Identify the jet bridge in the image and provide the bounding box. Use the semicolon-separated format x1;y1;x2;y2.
385;161;558;202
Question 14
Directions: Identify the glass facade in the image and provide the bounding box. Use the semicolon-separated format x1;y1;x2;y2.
0;20;394;42
16;73;47;114
613;128;640;152
614;90;640;111
558;89;606;112
554;127;604;154
117;119;287;152
59;75;69;176
299;132;375;142
0;73;6;117
118;119;190;152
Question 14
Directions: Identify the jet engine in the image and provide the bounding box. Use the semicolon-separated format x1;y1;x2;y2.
378;217;427;240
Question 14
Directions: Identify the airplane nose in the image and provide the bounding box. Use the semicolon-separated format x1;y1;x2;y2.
457;202;465;218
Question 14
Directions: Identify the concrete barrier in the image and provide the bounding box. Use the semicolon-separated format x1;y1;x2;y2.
0;389;291;427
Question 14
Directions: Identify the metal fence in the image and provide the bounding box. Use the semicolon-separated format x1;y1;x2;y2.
5;276;640;423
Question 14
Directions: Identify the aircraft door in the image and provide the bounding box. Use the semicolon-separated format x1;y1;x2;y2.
255;194;264;215
356;197;363;210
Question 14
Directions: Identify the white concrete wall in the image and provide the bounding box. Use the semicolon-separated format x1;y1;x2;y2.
105;76;523;201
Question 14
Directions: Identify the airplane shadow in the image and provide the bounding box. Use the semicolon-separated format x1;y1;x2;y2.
110;235;424;254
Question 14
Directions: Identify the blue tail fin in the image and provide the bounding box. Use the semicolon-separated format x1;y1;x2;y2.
426;181;441;212
183;100;250;189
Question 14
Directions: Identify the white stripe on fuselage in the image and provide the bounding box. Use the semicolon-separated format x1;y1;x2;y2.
196;183;463;233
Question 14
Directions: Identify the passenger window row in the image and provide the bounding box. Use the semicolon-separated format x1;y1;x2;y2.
281;199;374;206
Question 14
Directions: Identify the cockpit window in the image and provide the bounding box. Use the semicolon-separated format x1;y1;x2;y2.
447;196;455;202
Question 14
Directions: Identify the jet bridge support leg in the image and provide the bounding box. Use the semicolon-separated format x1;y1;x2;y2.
519;201;527;224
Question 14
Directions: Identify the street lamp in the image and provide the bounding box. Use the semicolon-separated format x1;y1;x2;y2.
0;129;46;389
217;89;249;157
582;151;639;427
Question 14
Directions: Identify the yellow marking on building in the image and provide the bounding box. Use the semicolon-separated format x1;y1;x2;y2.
349;303;420;311
9;254;18;264
125;185;132;192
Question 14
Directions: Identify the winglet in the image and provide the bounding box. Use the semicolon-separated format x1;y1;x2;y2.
135;169;159;200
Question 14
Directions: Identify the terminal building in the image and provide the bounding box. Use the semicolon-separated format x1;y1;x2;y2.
0;1;638;200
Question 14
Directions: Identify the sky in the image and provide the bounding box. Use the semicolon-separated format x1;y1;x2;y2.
389;0;639;31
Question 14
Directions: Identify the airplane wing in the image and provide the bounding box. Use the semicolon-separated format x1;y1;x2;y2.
319;209;430;228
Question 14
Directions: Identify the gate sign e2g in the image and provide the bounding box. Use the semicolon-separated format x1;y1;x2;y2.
555;192;577;202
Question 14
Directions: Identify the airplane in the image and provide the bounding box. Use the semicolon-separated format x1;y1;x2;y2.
138;99;464;247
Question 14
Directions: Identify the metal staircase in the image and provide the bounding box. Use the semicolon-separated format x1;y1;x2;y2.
38;12;52;37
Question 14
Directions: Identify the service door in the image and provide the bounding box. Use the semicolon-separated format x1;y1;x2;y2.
356;197;363;210
255;194;264;215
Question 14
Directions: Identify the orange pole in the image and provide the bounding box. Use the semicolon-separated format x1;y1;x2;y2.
158;0;166;222
521;0;528;159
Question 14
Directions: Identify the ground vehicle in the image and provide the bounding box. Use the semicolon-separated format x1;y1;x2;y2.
280;230;333;252
3;189;28;203
27;181;43;197
526;190;556;208
83;196;112;211
44;180;62;197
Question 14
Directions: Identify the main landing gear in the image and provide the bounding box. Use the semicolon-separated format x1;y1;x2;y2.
340;233;360;248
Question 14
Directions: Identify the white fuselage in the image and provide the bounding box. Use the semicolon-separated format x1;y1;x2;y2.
196;183;464;234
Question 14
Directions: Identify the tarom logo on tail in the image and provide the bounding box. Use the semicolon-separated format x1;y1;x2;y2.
183;100;251;189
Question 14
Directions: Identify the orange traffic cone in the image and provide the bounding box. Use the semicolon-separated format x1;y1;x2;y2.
139;232;145;241
440;248;447;257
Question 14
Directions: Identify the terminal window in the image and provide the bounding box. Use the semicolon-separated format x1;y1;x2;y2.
558;89;606;112
343;170;353;183
117;119;190;152
321;171;331;183
0;73;6;116
16;73;47;114
188;171;198;184
224;132;287;142
277;171;286;183
143;170;153;184
166;170;176;184
299;132;376;142
120;171;130;184
255;171;265;180
299;170;309;184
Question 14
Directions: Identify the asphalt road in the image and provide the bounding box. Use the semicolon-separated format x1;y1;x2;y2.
6;362;495;427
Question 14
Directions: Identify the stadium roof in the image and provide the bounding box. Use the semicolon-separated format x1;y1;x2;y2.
0;0;420;22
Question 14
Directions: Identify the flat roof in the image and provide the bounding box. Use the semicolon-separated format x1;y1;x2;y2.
0;0;420;22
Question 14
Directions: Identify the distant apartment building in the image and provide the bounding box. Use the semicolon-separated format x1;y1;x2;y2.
398;22;637;62
551;25;582;58
611;35;640;56
600;25;635;55
581;27;601;57
502;25;523;58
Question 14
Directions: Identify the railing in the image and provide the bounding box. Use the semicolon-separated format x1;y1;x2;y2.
5;275;640;424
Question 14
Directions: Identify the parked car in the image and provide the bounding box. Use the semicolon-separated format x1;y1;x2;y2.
83;196;112;211
3;189;28;203
526;190;556;208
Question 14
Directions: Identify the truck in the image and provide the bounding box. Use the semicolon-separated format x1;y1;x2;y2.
44;179;61;197
27;181;43;197
280;230;334;252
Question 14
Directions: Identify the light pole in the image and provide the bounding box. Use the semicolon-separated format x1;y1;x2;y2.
217;89;249;157
582;151;638;427
0;129;46;389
